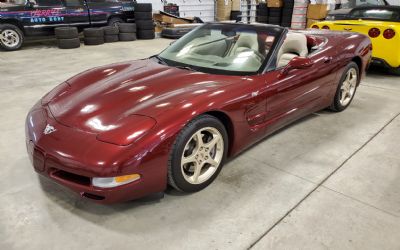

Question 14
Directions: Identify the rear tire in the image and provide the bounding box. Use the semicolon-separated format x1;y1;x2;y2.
168;115;228;192
330;62;359;112
108;17;124;27
0;24;24;51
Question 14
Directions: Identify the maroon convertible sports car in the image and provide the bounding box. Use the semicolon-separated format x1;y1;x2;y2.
26;23;372;203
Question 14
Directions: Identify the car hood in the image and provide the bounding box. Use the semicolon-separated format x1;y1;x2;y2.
47;59;240;133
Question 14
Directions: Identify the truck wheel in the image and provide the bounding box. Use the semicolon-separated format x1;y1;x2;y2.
84;36;104;45
108;17;124;27
55;27;78;39
58;38;81;49
117;23;136;33
0;24;24;51
118;33;137;41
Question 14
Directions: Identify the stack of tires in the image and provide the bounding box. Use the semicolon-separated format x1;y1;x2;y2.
103;25;119;43
281;0;294;27
117;23;137;41
55;27;80;49
256;3;268;23
134;3;155;39
268;7;282;25
83;28;104;46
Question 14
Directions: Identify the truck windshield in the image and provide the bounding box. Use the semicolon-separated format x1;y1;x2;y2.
158;23;283;75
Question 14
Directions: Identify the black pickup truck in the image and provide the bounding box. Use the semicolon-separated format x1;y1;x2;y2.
0;0;135;50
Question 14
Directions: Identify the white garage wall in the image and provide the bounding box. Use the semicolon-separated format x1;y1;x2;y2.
136;0;216;22
387;0;400;5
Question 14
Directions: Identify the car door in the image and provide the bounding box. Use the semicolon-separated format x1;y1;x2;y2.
262;38;338;134
85;0;112;26
23;0;66;36
62;0;90;28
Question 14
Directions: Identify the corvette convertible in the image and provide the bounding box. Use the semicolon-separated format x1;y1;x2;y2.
26;23;372;203
313;6;400;75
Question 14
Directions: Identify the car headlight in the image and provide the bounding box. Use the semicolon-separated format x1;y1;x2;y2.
92;174;141;188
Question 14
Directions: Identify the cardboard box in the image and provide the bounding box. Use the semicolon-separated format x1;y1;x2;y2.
153;13;190;25
307;18;322;28
267;0;283;8
307;4;328;20
216;0;232;21
232;0;240;11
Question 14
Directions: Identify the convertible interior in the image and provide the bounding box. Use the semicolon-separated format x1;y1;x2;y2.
167;30;326;72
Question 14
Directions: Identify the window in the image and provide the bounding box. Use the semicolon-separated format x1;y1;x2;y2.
64;0;83;7
350;8;400;21
0;0;26;6
341;0;386;9
35;0;62;6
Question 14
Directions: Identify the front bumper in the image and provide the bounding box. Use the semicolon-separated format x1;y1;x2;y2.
26;105;167;204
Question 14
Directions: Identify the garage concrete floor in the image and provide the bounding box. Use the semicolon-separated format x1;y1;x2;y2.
0;39;399;250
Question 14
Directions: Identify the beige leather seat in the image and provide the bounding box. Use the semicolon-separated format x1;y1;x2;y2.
277;32;308;68
231;34;259;55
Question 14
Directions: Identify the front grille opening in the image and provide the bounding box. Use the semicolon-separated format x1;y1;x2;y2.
81;192;105;200
51;169;91;186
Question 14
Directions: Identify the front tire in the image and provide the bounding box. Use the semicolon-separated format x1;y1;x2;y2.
330;62;359;112
168;115;228;192
0;24;24;51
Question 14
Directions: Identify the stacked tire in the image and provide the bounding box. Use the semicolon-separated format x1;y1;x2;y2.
83;28;104;45
281;0;294;27
55;27;80;49
134;3;155;39
103;25;119;43
118;23;137;41
268;7;282;25
256;3;268;23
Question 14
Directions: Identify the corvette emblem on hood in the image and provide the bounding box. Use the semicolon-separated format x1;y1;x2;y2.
44;124;56;135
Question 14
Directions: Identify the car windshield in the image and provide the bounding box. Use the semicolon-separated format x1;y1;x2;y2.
350;8;400;21
158;23;283;75
0;0;26;6
341;0;386;9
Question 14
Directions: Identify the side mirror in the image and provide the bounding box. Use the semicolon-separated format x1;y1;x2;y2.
279;57;314;77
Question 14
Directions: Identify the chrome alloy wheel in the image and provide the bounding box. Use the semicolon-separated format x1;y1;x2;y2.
339;68;357;106
180;127;224;185
0;29;20;48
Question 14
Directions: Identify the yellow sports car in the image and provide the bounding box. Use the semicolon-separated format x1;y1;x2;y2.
311;6;400;75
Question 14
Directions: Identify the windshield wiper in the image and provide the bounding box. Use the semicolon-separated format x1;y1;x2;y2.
150;55;168;65
175;65;196;71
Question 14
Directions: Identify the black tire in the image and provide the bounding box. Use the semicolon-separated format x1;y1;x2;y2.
57;38;80;49
258;2;268;10
134;3;152;12
268;16;281;24
118;32;137;41
330;62;359;112
134;11;153;20
55;27;78;39
389;67;400;76
83;28;104;37
269;8;282;17
108;17;124;27
104;34;119;43
257;16;268;23
137;29;155;39
84;36;104;45
168;115;228;192
136;20;154;30
0;24;24;51
117;23;137;33
103;25;119;35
